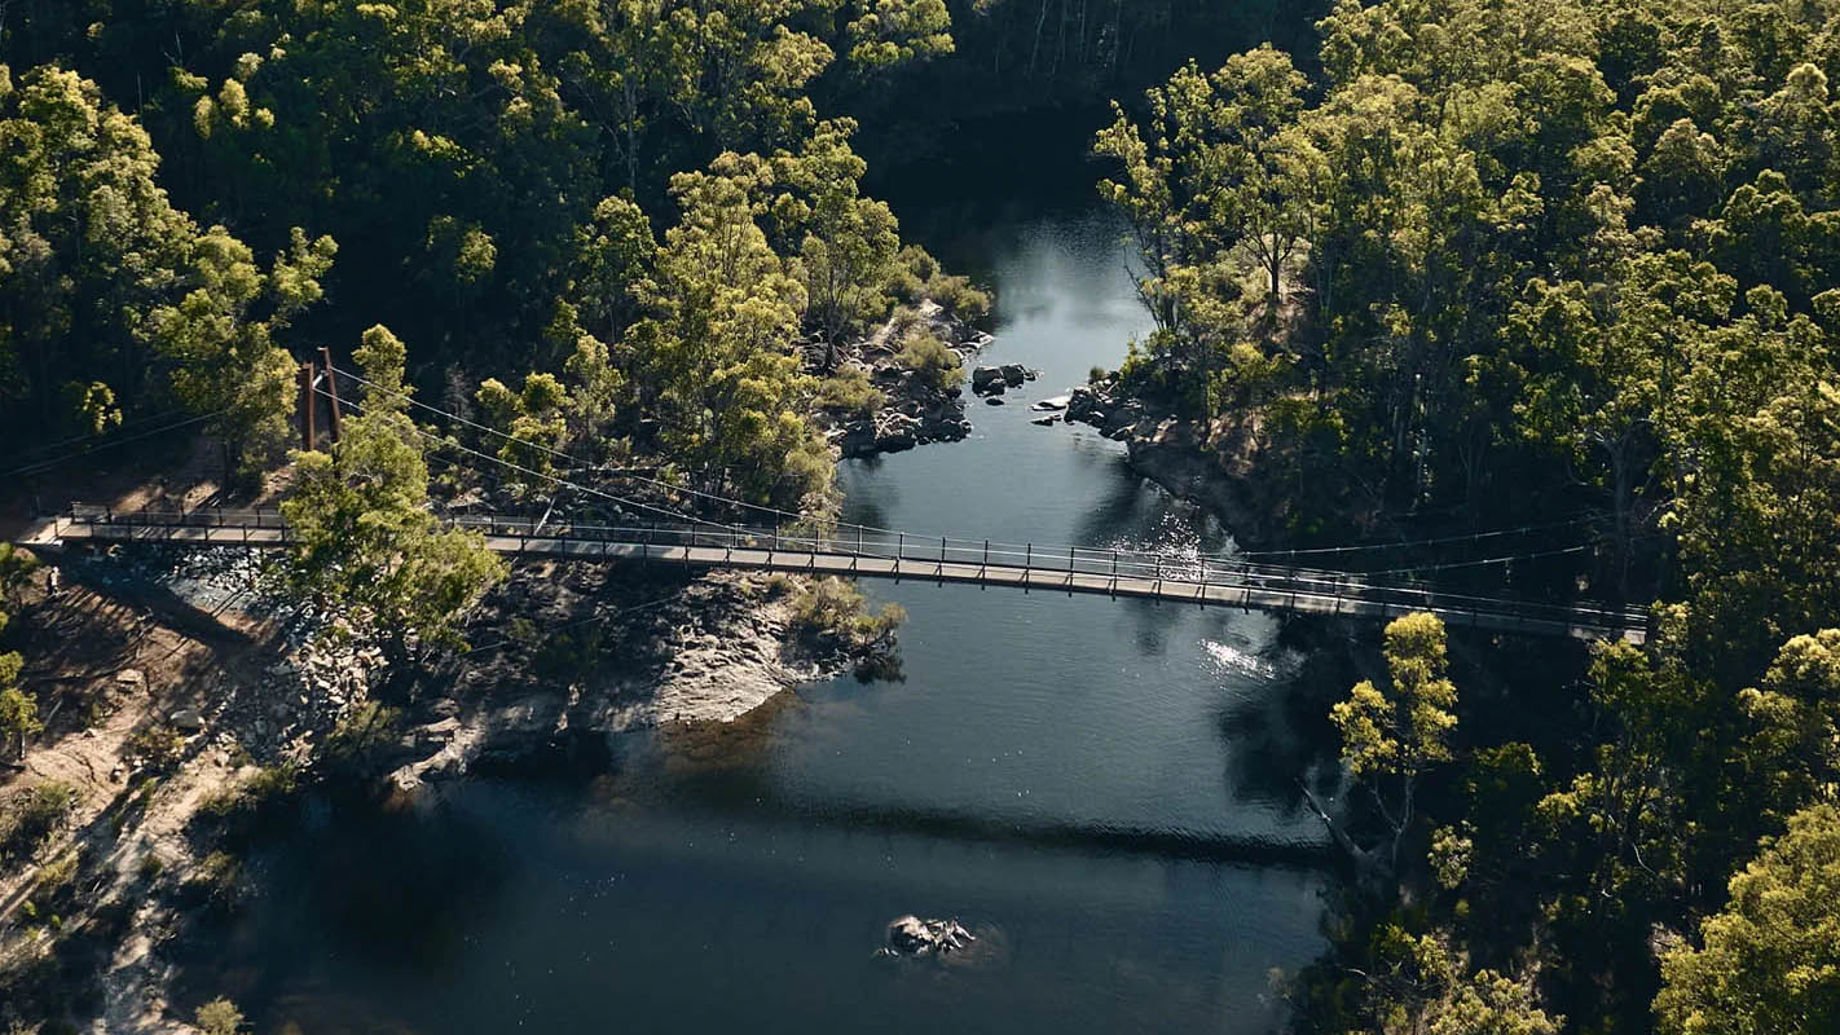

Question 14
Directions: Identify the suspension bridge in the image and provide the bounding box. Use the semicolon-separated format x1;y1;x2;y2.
16;504;1650;643
5;355;1654;644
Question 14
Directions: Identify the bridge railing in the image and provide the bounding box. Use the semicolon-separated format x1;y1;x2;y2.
52;505;1651;636
444;516;1650;635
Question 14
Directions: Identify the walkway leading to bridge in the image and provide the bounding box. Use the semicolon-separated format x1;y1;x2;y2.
16;504;1651;644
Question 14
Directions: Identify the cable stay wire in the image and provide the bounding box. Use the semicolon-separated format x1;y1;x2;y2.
76;386;1635;627
2;409;232;479
325;364;803;525
328;364;1625;573
1235;513;1602;559
315;385;749;533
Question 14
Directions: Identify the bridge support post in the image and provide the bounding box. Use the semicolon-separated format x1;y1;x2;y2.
297;362;316;451
319;346;343;442
1110;550;1117;597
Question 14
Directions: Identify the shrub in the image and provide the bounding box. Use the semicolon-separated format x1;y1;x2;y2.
324;700;401;763
125;723;186;773
815;368;885;418
896;334;965;392
927;274;991;324
788;578;905;647
888;247;992;324
534;625;605;683
32;849;81;911
198;764;299;823
185;850;243;912
1;782;79;860
195;997;244;1035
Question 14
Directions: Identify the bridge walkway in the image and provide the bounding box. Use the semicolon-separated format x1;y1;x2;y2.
16;506;1650;644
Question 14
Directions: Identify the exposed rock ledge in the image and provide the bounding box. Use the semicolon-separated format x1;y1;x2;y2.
817;299;994;459
385;561;860;791
1063;378;1282;550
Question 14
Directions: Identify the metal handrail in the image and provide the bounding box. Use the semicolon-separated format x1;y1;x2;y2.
52;504;1652;635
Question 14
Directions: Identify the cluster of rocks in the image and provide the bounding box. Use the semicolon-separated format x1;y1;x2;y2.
1064;375;1155;440
970;362;1038;402
881;915;977;958
834;386;973;458
251;640;382;746
824;300;995;459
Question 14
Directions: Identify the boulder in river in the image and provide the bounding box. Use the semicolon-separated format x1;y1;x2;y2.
971;366;1004;394
1031;395;1069;412
1031;414;1060;426
882;915;977;957
999;363;1030;387
985;396;1005;406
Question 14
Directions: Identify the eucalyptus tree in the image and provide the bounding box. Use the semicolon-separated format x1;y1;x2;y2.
1331;612;1460;870
282;326;507;672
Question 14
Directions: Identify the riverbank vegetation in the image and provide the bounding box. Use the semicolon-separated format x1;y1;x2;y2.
0;0;988;512
1093;1;1840;1030
0;1;975;1027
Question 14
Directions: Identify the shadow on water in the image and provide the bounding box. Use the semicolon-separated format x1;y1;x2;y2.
1211;620;1365;816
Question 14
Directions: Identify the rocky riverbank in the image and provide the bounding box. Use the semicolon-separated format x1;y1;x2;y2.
815;299;994;459
0;540;895;1033
1062;377;1285;550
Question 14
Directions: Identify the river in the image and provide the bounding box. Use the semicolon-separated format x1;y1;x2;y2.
181;190;1349;1034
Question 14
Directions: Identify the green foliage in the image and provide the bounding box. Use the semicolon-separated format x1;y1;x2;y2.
198;764;299;824
889;245;991;322
769;119;903;356
473;372;573;487
815;366;885;418
1322;924;1561;1035
1;0;968;523
184;850;243;912
0;65;329;465
0;544;37;602
1655;803;1840;1034
894;333;965;391
283;326;508;668
1092;15;1840;1021
627;155;835;509
0;782;79;862
124;724;187;773
324;701;404;769
194;997;245;1035
0;683;40;761
1331;612;1457;868
151;225;337;482
787;576;905;650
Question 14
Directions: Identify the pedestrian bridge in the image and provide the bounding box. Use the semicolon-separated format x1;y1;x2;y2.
18;504;1650;643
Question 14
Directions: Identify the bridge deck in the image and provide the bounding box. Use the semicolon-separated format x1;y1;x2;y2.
18;512;1648;644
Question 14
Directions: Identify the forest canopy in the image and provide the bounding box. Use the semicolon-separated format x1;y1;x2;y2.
0;0;974;506
1092;1;1840;1031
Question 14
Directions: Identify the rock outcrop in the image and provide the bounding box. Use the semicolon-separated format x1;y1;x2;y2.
818;299;992;460
881;915;977;957
971;362;1038;396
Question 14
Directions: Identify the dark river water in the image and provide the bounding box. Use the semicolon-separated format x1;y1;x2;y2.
191;204;1347;1033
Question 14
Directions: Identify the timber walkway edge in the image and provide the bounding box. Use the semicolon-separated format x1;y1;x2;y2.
17;504;1651;644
